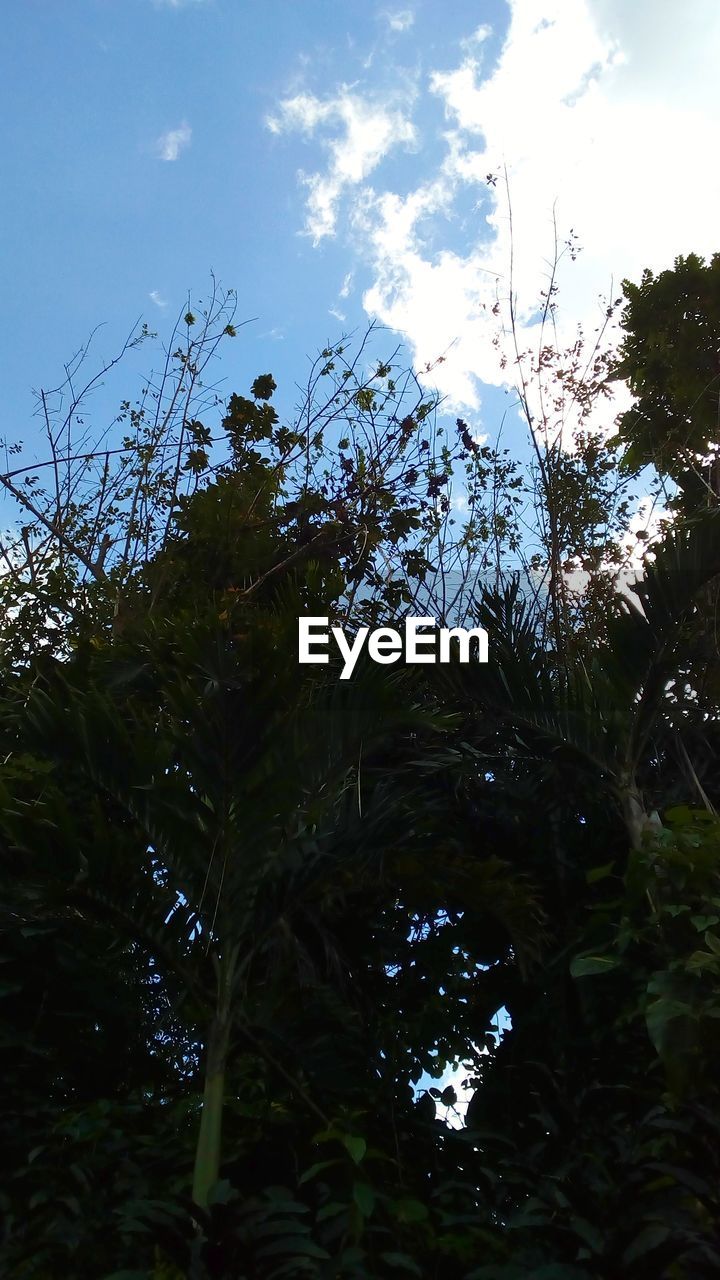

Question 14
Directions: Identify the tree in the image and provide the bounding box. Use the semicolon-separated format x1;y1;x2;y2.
1;413;543;1275
611;252;720;511
3;253;720;1278
0;295;463;664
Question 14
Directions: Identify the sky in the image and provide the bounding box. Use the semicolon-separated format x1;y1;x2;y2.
3;0;720;486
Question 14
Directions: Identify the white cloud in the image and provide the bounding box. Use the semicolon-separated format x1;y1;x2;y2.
267;90;416;243
153;0;208;7
277;0;720;416
339;271;354;298
155;121;192;161
354;170;503;408
381;9;415;32
149;290;168;309
460;23;492;50
386;0;720;409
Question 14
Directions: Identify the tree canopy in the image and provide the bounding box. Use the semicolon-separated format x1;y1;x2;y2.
2;255;720;1279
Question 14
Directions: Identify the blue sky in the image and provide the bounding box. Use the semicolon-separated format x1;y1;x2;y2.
1;0;502;452
2;0;720;517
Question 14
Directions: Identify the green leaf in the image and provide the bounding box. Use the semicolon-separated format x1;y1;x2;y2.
342;1134;366;1165
379;1252;423;1275
256;1238;330;1260
391;1197;429;1224
299;1158;341;1185
664;805;695;825
102;1272;151;1280
567;1214;603;1254
686;949;720;974
569;954;619;977
252;1219;314;1240
528;1269;593;1279
261;1189;309;1212
266;1263;321;1280
353;1181;375;1217
691;914;719;931
58;1194;81;1216
645;1161;713;1198
316;1200;348;1223
586;861;615;884
207;1178;238;1205
621;1222;671;1265
645;995;693;1056
338;1246;367;1267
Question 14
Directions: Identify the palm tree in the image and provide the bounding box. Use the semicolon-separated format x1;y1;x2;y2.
10;609;454;1211
432;509;720;1274
444;509;720;849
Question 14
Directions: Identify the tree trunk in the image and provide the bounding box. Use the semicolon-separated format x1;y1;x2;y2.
192;950;235;1210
